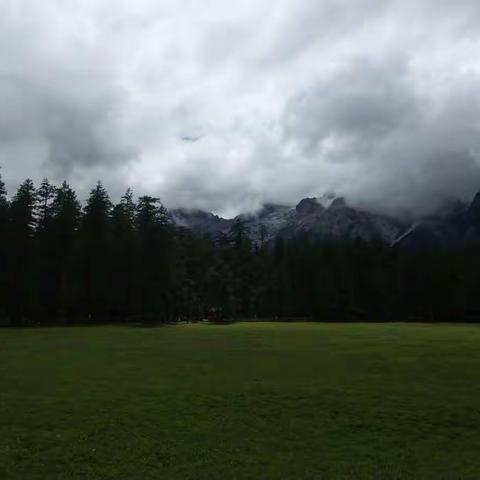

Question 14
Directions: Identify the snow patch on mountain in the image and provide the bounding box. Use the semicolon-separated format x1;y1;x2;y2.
170;193;408;244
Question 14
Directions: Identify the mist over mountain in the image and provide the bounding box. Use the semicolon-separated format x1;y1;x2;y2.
171;190;480;247
2;1;480;216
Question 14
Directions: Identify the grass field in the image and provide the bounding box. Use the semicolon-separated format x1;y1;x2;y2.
1;322;480;479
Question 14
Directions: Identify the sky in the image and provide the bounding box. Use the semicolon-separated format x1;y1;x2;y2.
2;0;480;217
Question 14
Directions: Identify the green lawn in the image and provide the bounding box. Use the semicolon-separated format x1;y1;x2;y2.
1;322;480;479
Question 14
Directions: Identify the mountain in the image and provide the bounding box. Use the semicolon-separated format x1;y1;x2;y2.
237;203;295;243
393;195;480;248
171;194;406;244
170;209;233;235
171;192;480;247
279;197;405;243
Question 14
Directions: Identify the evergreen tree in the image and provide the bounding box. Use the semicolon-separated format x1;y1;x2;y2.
110;189;138;319
0;171;477;325
9;179;36;323
79;181;113;321
34;179;57;319
0;172;9;321
136;196;173;322
257;223;268;249
50;181;81;321
35;179;56;232
228;219;254;317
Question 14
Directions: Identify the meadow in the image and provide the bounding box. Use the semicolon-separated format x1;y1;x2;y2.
1;322;480;479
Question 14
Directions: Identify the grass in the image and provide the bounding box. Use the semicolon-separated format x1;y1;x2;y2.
1;322;480;479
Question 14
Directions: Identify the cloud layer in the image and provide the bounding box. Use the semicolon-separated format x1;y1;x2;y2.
1;0;480;216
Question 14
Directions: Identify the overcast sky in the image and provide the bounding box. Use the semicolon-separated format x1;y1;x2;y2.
2;0;480;217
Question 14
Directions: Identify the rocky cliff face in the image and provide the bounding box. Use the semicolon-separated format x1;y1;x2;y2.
171;192;480;247
171;195;406;244
170;209;233;235
281;197;404;243
393;195;480;248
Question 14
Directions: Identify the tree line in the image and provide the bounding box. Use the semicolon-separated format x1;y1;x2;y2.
0;175;479;326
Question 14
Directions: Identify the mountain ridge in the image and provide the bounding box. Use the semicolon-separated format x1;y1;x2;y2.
170;194;407;244
170;192;480;247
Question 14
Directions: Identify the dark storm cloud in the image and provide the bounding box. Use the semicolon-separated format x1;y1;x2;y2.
283;58;418;154
285;54;480;213
1;0;480;215
0;73;130;174
0;1;133;197
282;57;480;214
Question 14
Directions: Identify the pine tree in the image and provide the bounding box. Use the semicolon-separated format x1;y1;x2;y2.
228;218;254;317
136;196;173;322
0;171;9;219
110;189;138;320
11;179;36;236
34;179;57;320
79;181;113;321
36;179;56;232
50;181;81;321
9;179;36;323
257;223;268;249
0;172;9;321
